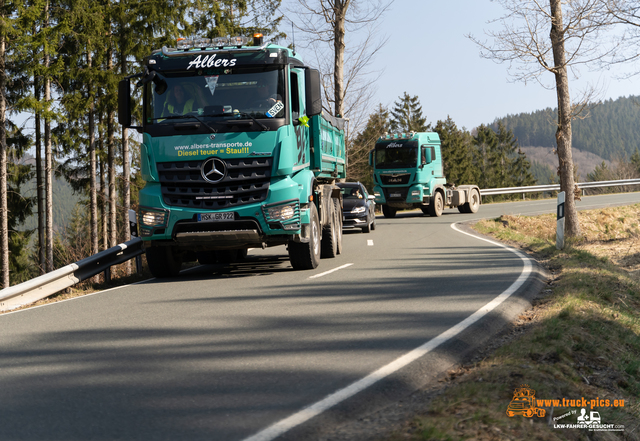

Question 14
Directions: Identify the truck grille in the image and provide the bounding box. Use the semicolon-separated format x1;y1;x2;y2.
383;187;408;201
158;158;272;209
380;174;411;185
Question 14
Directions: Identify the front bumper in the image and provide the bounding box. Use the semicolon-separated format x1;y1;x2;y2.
138;176;308;248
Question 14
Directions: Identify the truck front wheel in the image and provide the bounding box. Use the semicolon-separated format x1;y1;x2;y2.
146;246;182;278
382;205;396;218
428;191;443;217
289;203;321;270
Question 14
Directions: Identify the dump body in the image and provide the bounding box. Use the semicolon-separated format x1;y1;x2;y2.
119;37;346;274
371;131;480;217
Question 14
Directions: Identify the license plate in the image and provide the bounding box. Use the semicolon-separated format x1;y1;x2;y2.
391;193;402;198
197;212;234;222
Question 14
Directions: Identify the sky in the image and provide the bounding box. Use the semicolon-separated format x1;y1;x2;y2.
281;0;640;131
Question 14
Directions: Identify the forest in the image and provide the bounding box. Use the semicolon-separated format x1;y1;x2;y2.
492;95;640;160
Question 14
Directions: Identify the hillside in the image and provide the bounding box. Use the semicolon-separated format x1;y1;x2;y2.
521;146;610;182
492;95;640;162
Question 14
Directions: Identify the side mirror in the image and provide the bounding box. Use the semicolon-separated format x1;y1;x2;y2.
422;147;432;165
368;149;374;166
368;194;375;201
305;68;322;117
118;79;132;127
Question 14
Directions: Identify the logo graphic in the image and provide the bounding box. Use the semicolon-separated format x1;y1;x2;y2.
201;157;226;184
506;384;546;418
209;134;216;140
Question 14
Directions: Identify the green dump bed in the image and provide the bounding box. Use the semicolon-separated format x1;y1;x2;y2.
309;112;346;181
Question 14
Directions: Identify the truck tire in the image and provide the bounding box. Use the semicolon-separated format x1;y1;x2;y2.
289;203;321;270
146;246;182;278
458;188;480;214
321;200;338;258
334;198;343;255
428;191;444;217
382;205;396;218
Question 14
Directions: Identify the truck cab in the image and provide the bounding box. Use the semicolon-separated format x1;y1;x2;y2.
119;35;345;276
370;131;480;218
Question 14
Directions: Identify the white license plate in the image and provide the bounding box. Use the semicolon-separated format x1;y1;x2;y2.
391;193;402;198
197;212;234;222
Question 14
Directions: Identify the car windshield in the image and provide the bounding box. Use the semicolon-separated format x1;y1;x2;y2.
340;186;364;199
146;67;285;124
375;141;418;169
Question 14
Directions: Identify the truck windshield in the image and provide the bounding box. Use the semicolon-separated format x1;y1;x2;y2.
146;67;285;124
375;142;418;169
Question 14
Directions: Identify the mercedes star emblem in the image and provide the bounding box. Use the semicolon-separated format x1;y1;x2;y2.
201;157;227;184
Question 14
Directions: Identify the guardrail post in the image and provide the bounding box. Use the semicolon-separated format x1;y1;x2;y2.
556;191;565;250
129;209;142;275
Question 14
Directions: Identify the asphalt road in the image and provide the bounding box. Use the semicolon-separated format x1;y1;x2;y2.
1;193;638;441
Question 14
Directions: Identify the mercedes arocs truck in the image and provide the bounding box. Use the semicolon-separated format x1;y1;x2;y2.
118;35;346;276
370;131;480;217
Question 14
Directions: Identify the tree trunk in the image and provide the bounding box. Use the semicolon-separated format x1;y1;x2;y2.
0;7;8;287
121;51;131;274
107;44;116;249
549;0;580;237
44;0;53;271
333;0;349;117
35;78;45;274
88;51;98;271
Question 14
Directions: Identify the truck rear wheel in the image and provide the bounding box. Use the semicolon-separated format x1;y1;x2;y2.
289;203;321;270
458;189;480;214
382;205;396;218
428;191;443;217
321;200;338;258
334;198;343;255
146;246;182;278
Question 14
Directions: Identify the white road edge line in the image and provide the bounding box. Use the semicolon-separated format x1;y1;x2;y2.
242;222;533;441
308;263;354;279
367;240;374;246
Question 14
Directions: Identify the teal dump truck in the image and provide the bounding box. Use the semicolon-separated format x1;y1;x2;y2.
370;131;480;217
118;35;346;276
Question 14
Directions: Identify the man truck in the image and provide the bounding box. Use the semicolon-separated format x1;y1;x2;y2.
370;131;481;217
118;34;346;276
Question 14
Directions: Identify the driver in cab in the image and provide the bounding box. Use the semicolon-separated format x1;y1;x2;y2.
163;83;197;116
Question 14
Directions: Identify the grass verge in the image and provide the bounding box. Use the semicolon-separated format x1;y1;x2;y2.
389;204;640;440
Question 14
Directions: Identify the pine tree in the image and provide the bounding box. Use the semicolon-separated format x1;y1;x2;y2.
389;92;429;133
433;117;477;186
348;104;390;191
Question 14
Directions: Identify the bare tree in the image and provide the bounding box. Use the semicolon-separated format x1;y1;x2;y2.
469;0;615;237
285;0;392;124
596;1;640;74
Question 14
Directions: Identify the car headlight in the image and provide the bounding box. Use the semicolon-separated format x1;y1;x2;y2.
351;206;366;214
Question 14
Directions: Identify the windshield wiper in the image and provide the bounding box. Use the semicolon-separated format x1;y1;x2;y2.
150;113;219;134
237;112;269;131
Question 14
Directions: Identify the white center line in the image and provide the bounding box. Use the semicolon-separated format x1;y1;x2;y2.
367;240;374;246
308;263;353;279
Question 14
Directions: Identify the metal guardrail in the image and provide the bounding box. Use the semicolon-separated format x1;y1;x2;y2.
0;238;144;312
480;178;640;196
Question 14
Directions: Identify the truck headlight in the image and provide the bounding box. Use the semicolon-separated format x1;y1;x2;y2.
140;208;168;227
266;204;296;221
411;190;420;196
